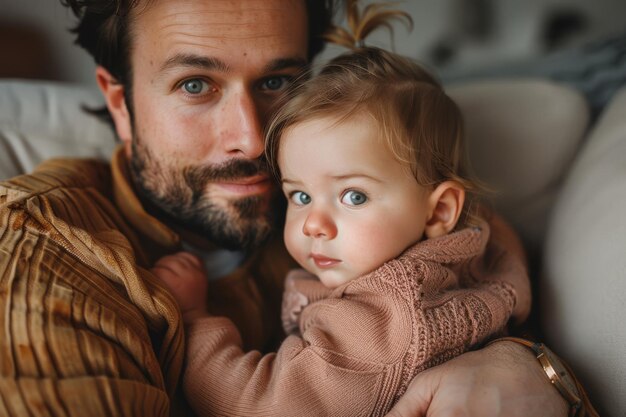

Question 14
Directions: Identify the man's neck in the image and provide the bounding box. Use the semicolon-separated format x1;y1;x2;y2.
174;224;220;252
178;234;246;280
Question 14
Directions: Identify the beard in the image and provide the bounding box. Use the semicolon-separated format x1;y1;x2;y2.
129;140;277;251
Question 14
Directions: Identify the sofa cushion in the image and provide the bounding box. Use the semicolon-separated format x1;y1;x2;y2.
542;86;626;417
0;79;116;180
448;79;589;252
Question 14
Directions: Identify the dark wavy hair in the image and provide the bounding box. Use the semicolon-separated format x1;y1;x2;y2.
60;0;339;123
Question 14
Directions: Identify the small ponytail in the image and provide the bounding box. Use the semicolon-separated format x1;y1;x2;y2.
323;0;413;49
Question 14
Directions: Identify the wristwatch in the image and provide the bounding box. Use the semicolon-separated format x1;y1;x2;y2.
487;337;583;416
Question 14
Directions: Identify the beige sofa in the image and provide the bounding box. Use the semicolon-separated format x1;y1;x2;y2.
1;78;624;416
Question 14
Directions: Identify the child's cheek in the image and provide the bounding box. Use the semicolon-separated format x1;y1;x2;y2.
284;214;306;267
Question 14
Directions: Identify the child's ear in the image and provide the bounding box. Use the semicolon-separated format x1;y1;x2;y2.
95;66;133;155
424;181;465;239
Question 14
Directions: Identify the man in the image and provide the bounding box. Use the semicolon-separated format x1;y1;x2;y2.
0;0;569;415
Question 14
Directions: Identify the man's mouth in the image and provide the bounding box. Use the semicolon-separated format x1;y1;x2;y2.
214;174;272;196
310;253;341;268
184;156;272;199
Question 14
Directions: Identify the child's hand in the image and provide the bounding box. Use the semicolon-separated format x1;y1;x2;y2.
281;269;334;335
152;251;209;323
281;274;309;336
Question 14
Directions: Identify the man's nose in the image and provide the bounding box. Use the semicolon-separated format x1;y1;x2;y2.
221;91;265;158
302;209;337;240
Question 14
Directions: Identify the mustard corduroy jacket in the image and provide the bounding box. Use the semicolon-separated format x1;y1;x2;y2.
0;147;294;416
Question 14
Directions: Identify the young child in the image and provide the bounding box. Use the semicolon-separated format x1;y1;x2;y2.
153;7;531;417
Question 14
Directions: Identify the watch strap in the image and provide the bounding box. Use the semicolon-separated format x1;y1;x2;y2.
486;336;600;417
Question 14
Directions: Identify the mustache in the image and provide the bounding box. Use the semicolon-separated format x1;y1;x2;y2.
183;157;270;192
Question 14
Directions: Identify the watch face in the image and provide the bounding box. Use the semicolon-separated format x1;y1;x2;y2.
538;345;581;406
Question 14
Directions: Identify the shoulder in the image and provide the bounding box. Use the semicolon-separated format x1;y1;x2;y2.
0;157;181;350
1;157;114;219
0;158;120;248
1;157;112;204
0;157;141;275
0;156;183;399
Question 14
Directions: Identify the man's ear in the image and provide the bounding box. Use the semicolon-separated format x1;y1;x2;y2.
95;66;133;154
424;181;465;239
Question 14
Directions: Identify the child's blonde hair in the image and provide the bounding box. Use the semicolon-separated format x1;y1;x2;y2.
265;3;483;227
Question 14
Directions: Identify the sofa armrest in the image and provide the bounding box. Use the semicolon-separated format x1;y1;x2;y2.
542;86;626;417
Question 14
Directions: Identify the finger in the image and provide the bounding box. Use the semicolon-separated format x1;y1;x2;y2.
151;264;179;279
154;252;200;270
156;255;199;277
176;251;204;270
384;374;434;417
153;254;179;268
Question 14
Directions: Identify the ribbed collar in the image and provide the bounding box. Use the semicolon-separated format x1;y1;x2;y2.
401;217;490;265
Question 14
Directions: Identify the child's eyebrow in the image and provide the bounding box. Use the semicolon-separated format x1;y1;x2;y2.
281;178;301;185
281;174;383;185
330;173;383;183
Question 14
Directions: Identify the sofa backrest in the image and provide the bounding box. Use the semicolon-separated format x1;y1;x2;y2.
447;79;589;254
0;79;117;179
0;78;589;256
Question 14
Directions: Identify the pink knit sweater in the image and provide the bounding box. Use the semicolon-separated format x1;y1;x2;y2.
183;215;530;416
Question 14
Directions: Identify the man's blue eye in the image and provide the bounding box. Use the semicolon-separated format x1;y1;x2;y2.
290;191;311;205
262;76;289;91
341;190;367;206
182;79;207;94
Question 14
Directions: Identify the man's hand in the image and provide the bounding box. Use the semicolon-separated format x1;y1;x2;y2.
386;340;569;417
152;251;209;323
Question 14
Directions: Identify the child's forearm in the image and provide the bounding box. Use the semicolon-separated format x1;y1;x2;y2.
181;307;399;416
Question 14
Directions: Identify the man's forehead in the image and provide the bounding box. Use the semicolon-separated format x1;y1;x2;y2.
129;0;309;74
134;0;308;47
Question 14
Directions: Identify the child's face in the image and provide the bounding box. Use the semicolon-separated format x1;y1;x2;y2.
279;114;432;288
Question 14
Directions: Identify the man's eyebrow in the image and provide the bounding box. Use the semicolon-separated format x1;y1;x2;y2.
264;57;308;73
159;55;307;75
160;53;230;73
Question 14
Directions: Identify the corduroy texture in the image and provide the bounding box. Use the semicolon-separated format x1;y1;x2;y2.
183;215;531;417
0;147;294;416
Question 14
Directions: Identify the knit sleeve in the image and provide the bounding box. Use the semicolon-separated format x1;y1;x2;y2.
183;286;412;417
467;212;532;324
376;213;532;374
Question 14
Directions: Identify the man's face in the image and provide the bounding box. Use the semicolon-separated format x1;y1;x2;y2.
123;0;308;250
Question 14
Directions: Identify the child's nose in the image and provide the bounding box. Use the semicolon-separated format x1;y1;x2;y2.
302;210;337;239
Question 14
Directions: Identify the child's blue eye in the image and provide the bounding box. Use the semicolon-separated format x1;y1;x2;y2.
341;190;367;206
290;191;311;206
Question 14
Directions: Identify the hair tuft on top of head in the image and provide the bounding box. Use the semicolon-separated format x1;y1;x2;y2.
266;3;486;228
324;0;413;50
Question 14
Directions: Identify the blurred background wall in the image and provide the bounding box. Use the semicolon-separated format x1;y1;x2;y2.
1;0;625;89
0;0;96;85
